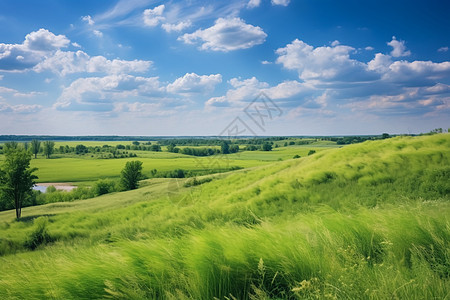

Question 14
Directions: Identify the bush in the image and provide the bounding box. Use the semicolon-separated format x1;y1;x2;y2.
308;150;316;156
24;217;55;250
46;186;57;193
93;179;117;196
293;155;301;159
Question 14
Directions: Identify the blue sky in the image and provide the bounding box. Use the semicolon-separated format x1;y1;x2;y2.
0;0;449;136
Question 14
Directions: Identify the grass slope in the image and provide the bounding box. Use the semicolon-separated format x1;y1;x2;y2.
0;134;449;299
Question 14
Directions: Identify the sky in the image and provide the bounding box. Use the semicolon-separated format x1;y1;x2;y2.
0;0;449;136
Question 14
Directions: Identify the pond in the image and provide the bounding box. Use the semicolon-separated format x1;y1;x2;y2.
33;183;77;193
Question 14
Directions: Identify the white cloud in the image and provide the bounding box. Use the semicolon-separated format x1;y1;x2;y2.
438;46;448;52
23;29;70;51
179;17;267;52
387;36;411;57
0;101;42;113
93;30;103;38
167;73;222;94
384;60;450;83
261;60;272;64
331;40;340;47
276;39;377;82
34;50;152;76
271;0;290;6
205;77;312;110
0;28;70;71
72;42;81;48
161;21;192;33
55;74;165;110
0;86;42;98
247;0;261;9
143;5;165;27
365;46;374;51
368;53;392;73
82;15;95;25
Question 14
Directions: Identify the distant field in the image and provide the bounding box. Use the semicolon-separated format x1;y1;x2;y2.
1;140;338;183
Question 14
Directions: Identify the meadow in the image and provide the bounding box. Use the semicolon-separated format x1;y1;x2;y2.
4;140;334;183
0;134;448;299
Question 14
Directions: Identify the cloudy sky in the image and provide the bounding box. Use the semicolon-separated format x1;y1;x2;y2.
0;0;449;136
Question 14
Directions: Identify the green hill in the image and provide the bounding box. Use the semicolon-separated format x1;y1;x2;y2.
0;134;449;299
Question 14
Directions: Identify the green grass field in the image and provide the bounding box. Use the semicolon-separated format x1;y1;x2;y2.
0;134;449;299
0;141;336;183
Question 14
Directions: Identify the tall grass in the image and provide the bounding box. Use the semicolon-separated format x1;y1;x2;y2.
0;134;448;299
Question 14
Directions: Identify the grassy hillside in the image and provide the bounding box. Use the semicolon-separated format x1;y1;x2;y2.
0;134;449;299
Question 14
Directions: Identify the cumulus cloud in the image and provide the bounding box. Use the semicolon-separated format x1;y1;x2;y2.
272;37;450;117
143;5;165;27
247;0;261;9
23;29;70;51
275;39;377;83
438;46;448;52
55;74;165;110
0;28;70;71
387;36;411;57
383;60;450;84
271;0;290;6
205;77;313;110
167;73;222;94
34;50;152;76
179;17;267;52
368;53;392;73
161;21;192;33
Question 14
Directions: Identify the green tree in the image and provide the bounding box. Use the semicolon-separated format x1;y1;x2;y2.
31;139;41;158
381;133;390;139
43;141;55;159
4;141;19;151
0;148;38;218
120;160;144;190
221;141;230;154
262;142;272;151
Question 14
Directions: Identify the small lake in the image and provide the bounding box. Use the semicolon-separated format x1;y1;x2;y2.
33;184;76;193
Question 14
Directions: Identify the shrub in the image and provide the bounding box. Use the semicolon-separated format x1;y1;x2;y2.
93;179;117;196
24;217;55;250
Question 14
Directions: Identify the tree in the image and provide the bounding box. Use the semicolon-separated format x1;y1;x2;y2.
381;133;390;139
120;160;143;190
43;141;55;159
4;141;19;151
221;141;230;154
262;142;272;151
0;148;38;218
31;139;41;159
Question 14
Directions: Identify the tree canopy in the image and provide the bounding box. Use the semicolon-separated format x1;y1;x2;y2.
120;161;144;190
0;148;38;218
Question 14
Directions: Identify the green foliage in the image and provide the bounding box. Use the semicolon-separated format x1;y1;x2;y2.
307;149;316;155
221;141;230;154
23;217;54;250
93;179;117;196
43;141;55;159
46;185;57;193
293;154;300;159
120;160;144;190
30;139;41;159
0;148;38;218
262;142;272;151
184;176;213;187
